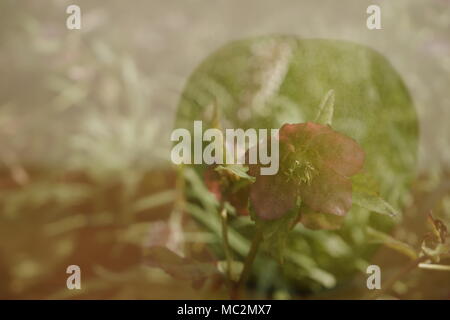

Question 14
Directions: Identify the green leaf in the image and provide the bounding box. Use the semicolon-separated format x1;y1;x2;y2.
352;173;398;217
215;164;255;182
351;172;380;196
351;173;398;216
353;191;399;217
185;203;250;256
131;190;176;213
308;268;337;289
285;249;336;288
184;167;219;210
367;227;418;260
314;89;335;125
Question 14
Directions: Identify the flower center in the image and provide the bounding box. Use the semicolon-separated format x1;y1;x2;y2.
284;158;317;186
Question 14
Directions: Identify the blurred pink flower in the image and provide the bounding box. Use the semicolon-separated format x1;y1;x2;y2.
249;122;365;221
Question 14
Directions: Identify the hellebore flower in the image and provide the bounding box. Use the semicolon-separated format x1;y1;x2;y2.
249;122;365;222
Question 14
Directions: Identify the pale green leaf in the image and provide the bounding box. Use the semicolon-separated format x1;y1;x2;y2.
353;191;399;217
215;164;255;182
314;89;335;125
131;190;176;213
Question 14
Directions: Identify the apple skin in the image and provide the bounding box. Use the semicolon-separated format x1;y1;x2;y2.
175;36;418;291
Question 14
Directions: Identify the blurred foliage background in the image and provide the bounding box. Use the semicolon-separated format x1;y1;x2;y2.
0;0;449;299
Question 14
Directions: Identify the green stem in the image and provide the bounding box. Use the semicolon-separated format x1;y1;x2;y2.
233;228;263;297
220;206;233;284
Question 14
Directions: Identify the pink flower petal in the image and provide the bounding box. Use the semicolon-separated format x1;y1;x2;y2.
312;130;365;176
299;167;352;216
249;164;297;220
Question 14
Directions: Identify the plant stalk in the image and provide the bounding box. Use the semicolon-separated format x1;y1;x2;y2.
220;206;233;284
232;228;263;298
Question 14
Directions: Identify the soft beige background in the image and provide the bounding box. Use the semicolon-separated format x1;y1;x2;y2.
0;0;448;172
